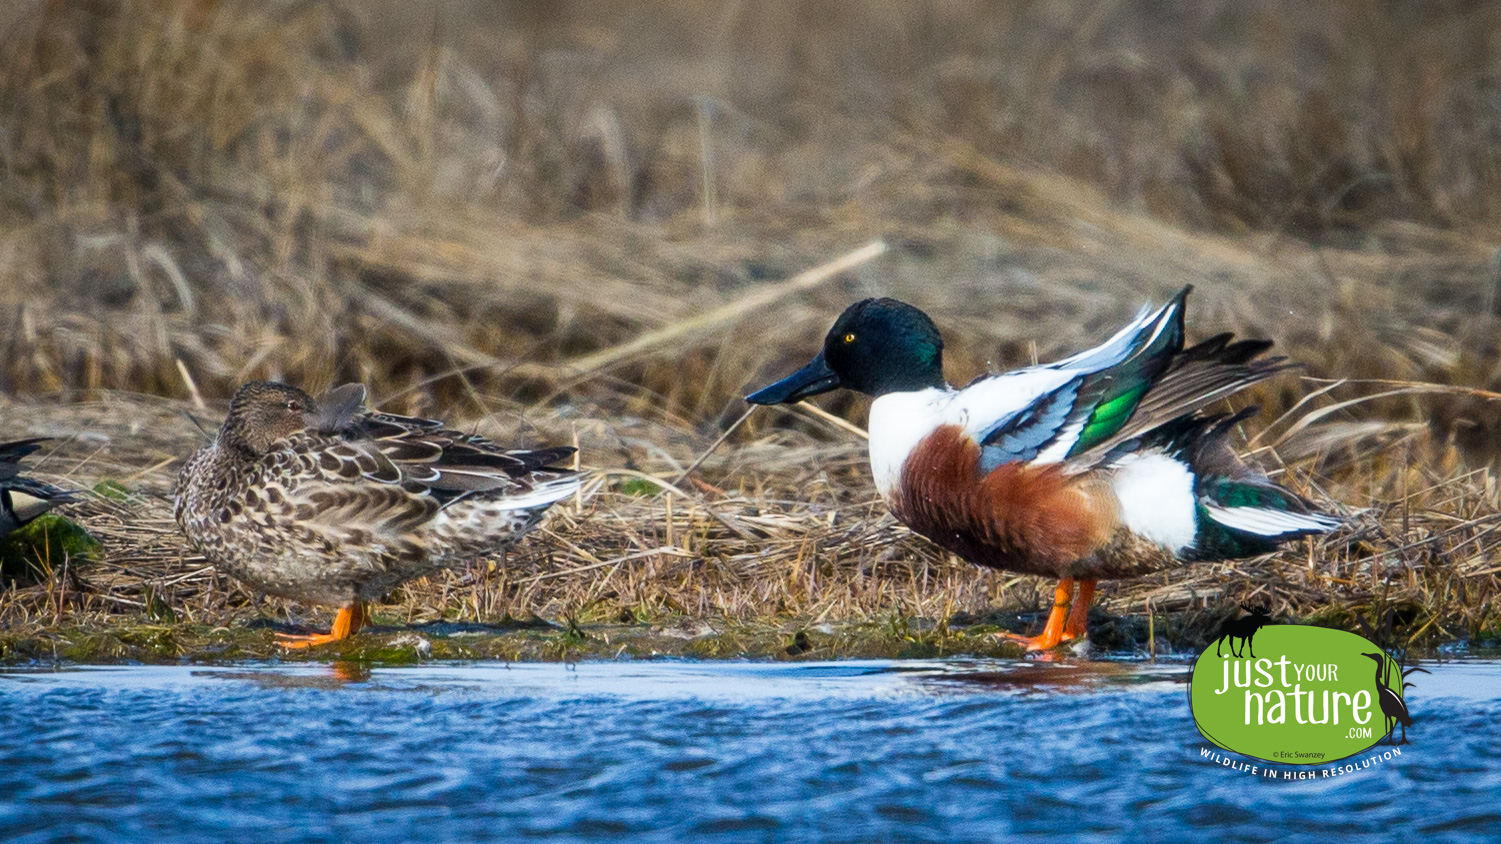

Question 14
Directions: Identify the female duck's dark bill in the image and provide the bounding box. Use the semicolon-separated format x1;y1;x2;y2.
745;352;841;405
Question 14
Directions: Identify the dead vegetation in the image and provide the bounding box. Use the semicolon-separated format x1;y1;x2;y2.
2;2;1501;658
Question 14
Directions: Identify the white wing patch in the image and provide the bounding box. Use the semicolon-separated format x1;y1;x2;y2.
1110;451;1197;551
954;369;1078;444
1203;505;1340;537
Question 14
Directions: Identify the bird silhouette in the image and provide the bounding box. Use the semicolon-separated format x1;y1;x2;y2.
1361;652;1414;745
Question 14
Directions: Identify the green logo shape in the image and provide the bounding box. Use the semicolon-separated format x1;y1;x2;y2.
1189;624;1406;764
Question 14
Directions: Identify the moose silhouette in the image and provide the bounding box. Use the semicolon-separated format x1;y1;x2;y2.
1214;604;1273;659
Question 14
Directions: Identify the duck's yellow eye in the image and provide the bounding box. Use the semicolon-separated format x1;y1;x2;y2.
843;333;855;343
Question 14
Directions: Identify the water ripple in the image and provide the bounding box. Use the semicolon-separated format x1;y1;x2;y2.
0;659;1495;843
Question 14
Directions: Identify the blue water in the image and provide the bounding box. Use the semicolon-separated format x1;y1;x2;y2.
1;659;1497;843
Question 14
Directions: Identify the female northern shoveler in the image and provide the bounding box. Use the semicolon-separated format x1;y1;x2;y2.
747;287;1340;650
0;439;78;539
175;381;580;648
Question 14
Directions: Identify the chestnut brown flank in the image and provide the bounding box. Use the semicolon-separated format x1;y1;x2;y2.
890;425;1120;578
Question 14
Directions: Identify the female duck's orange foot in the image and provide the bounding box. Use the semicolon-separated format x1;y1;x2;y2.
276;602;366;650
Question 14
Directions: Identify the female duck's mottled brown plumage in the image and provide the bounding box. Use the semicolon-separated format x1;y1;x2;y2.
175;381;580;647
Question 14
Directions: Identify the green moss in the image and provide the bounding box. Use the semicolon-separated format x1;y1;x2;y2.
0;514;103;582
92;480;133;501
618;478;662;496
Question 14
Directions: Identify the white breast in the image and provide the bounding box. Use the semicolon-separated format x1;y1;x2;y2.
867;389;950;499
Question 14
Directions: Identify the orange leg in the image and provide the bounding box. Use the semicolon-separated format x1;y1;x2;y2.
1061;579;1096;642
1003;577;1074;651
277;601;367;649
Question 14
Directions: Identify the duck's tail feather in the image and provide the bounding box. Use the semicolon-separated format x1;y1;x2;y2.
491;474;583;511
1187;475;1342;560
1202;501;1342;536
0;438;49;482
447;471;583;512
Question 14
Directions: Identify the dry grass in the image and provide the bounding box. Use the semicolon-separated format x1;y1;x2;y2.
2;2;1501;656
3;376;1498;659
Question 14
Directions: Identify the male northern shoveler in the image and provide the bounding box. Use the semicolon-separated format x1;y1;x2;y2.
175;381;579;648
0;439;79;539
746;287;1340;650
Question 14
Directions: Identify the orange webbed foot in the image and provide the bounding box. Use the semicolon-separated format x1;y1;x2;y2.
998;578;1075;651
275;631;347;649
1001;630;1067;651
275;602;367;650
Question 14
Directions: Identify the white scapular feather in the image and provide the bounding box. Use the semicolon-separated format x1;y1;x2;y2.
1048;302;1157;370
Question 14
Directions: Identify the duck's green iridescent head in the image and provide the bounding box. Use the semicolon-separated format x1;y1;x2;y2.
746;298;946;403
